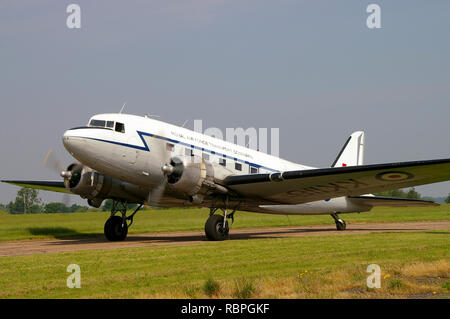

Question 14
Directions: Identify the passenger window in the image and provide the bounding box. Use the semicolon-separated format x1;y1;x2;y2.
115;122;125;133
166;143;174;152
106;121;114;129
219;158;226;166
250;166;258;174
202;153;210;161
89;120;106;127
235;162;242;171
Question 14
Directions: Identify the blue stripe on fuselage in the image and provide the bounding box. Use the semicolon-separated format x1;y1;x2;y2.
78;130;278;172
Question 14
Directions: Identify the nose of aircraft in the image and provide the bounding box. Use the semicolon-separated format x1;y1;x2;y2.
62;130;72;151
62;129;85;156
63;130;72;150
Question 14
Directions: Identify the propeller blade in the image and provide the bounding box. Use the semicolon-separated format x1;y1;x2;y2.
147;179;166;207
62;193;71;207
43;148;72;208
43;149;64;173
145;131;173;207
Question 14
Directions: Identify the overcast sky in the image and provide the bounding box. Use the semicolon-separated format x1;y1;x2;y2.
0;1;449;205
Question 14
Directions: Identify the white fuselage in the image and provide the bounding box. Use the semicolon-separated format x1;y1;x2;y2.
62;113;370;215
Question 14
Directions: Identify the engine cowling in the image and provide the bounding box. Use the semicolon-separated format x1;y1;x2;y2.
63;163;112;201
61;163;144;207
164;156;230;203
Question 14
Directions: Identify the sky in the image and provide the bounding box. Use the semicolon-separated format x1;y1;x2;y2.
0;0;449;205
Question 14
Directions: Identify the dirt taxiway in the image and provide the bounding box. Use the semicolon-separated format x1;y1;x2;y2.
0;220;449;257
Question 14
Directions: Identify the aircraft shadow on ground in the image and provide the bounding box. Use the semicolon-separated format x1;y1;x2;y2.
27;227;99;240
44;226;424;246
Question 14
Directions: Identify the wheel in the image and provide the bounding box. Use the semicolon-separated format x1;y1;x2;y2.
205;214;229;241
104;216;128;241
335;219;346;231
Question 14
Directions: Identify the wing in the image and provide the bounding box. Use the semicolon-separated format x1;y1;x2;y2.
348;195;439;207
223;158;450;205
1;180;70;194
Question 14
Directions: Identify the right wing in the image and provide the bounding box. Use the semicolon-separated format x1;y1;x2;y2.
224;158;450;205
1;180;70;194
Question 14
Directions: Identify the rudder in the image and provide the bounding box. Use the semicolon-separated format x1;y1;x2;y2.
331;131;365;167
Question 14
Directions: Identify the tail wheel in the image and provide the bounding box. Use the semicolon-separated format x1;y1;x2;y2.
205;214;229;241
104;216;128;241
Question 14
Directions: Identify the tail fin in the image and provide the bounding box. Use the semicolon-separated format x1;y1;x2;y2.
331;131;365;167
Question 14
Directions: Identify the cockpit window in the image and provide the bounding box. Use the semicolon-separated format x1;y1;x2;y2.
89;119;106;127
115;122;125;133
106;121;114;128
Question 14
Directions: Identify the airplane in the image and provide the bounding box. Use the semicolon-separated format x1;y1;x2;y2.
2;113;450;241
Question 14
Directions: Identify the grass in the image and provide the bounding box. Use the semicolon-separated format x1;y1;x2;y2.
203;278;221;297
442;281;450;291
0;204;448;242
233;277;257;299
387;279;404;290
0;205;448;298
0;230;448;298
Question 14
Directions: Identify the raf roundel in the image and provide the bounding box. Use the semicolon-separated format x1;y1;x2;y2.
375;171;414;182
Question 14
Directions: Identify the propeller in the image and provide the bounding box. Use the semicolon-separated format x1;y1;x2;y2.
43;149;65;173
145;134;182;207
43;149;71;206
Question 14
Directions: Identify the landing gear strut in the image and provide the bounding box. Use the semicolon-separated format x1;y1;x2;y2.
204;198;238;241
331;213;346;231
104;200;143;241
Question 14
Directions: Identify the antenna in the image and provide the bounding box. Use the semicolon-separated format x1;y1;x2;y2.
119;102;127;114
181;119;189;128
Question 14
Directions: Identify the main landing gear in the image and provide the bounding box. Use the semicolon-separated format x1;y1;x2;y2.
331;213;346;231
205;198;238;241
104;200;143;241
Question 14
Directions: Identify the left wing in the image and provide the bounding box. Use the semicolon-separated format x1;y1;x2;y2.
223;159;450;205
1;180;70;194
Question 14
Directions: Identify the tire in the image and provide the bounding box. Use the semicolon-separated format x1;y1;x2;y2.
205;214;229;241
104;216;128;241
336;220;346;231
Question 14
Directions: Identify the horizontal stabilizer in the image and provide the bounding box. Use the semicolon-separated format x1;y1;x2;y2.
348;195;439;207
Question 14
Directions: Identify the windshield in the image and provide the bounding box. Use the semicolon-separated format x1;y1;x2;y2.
88;119;115;129
89;119;106;127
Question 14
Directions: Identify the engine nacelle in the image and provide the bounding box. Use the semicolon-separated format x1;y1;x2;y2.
63;163;112;201
62;163;144;207
165;156;231;201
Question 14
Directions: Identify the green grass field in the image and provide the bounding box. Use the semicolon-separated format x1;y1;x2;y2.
0;205;449;299
0;205;449;242
0;230;448;298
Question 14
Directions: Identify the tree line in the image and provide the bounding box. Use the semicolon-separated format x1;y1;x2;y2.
375;188;450;204
0;187;449;214
374;188;422;199
0;188;89;214
0;188;139;214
